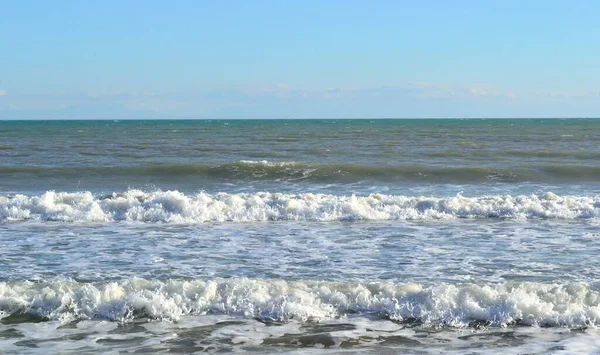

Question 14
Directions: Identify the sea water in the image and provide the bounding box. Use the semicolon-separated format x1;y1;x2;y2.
1;119;600;353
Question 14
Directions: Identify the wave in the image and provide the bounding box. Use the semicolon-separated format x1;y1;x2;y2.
3;160;600;183
1;278;599;328
1;190;599;223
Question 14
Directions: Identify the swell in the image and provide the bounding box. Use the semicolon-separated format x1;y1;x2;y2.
1;190;599;223
3;160;600;183
1;278;599;328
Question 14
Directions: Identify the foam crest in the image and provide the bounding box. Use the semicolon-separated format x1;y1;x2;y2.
1;190;599;223
238;160;298;167
1;278;599;327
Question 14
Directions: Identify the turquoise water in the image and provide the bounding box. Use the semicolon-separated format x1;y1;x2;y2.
1;119;600;353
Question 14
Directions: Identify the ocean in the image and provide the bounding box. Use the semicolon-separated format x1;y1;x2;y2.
1;118;600;354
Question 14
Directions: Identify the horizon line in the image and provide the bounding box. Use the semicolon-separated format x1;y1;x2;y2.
1;117;600;122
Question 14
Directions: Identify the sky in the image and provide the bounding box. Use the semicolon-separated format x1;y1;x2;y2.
0;0;599;119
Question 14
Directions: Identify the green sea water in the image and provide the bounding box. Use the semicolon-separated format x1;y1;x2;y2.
1;118;600;354
2;118;600;194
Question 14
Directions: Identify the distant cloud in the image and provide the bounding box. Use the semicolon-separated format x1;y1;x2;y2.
244;83;309;98
86;91;155;99
1;82;599;119
468;87;489;96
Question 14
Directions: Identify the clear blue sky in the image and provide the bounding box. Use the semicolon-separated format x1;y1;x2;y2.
1;0;599;118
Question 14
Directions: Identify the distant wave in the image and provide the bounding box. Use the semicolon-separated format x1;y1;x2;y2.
1;277;599;328
1;190;599;223
3;160;600;183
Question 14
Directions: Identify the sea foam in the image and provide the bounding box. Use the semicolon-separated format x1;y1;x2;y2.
1;278;599;327
1;190;599;223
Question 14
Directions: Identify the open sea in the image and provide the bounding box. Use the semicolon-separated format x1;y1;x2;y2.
1;118;600;354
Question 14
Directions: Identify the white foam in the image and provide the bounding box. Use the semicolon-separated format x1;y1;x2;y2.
1;278;599;328
238;160;298;167
1;190;599;223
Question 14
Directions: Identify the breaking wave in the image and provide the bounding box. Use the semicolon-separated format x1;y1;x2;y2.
1;190;599;223
1;278;599;328
3;160;600;183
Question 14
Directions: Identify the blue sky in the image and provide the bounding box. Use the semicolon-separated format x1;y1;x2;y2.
1;0;599;118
